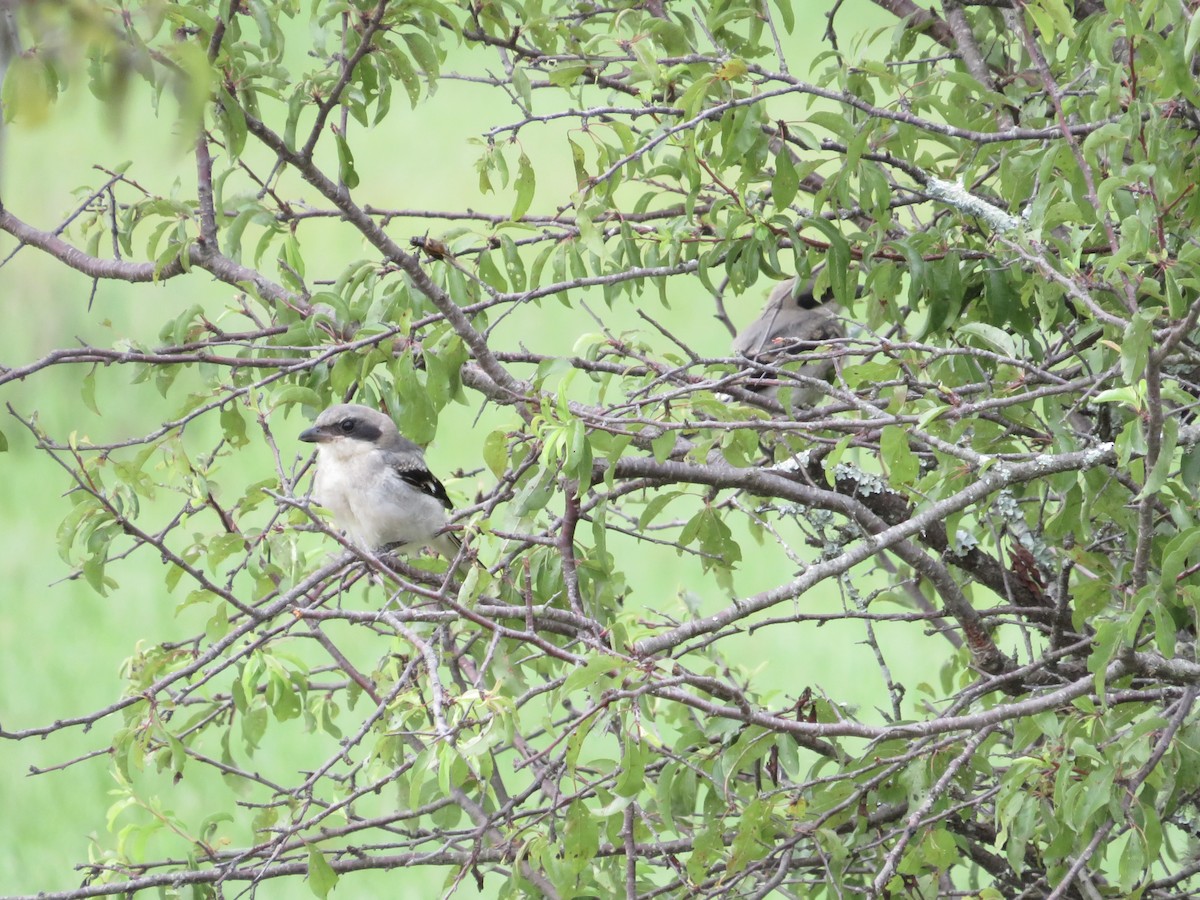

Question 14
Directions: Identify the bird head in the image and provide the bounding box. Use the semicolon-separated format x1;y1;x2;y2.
299;404;394;446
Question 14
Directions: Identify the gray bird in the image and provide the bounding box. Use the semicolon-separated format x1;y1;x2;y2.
299;403;461;559
733;276;847;407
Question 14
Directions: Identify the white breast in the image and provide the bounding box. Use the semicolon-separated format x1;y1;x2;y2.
311;440;446;551
311;441;372;546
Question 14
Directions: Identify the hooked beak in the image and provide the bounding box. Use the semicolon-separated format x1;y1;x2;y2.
299;426;327;443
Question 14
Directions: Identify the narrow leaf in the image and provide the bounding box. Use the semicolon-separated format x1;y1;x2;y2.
772;149;798;210
334;133;360;190
512;152;535;220
306;844;338;898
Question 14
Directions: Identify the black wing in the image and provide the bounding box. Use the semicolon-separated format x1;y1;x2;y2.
393;463;454;511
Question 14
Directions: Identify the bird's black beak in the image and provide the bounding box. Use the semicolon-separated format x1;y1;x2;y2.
797;283;865;310
299;426;327;443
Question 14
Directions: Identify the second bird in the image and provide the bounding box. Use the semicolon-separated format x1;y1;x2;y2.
733;275;847;408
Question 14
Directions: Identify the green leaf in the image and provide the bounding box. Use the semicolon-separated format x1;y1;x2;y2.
956;322;1016;358
562;654;616;697
512;65;532;110
393;355;437;444
1182;444;1200;489
220;404;250;448
547;64;586;88
81;370;101;415
206;607;230;643
771;0;795;32
168;5;217;36
267;671;303;722
217;88;247;158
639;492;679;530
565;418;592;487
306;844;339;898
477;252;507;291
1121;311;1153;385
500;233;526;291
806;216;853;304
1137;418;1177;500
1071;765;1115;830
334;132;360;190
1161;525;1200;602
0;428;7;452
512;152;535;220
1089;619;1123;700
241;703;268;753
513;465;555;516
82;554;108;595
562;800;600;873
651;429;676;462
880;425;919;485
1026;0;1075;40
1119;829;1145;894
772;149;799;210
482;429;508;478
676;73;715;117
274;386;324;410
1187;7;1200;59
614;735;647;797
391;49;422;107
568;137;589;189
687;825;725;883
402;32;440;79
3;54;57;124
1152;599;1177;657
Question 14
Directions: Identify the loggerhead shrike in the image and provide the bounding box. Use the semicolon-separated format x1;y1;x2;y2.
733;275;848;407
299;403;461;559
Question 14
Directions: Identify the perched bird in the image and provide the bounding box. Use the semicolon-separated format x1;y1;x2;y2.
299;403;461;559
732;276;848;407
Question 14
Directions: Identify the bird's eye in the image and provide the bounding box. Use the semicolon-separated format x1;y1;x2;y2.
339;418;355;433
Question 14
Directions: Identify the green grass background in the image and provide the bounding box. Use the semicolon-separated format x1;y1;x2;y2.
0;4;954;894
